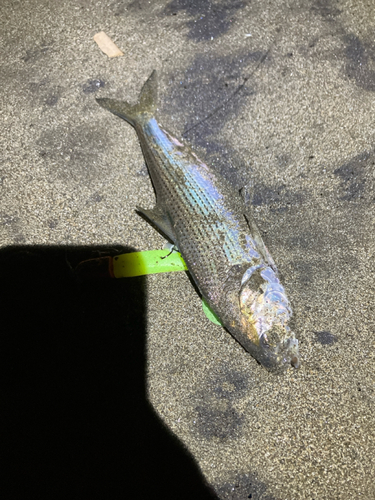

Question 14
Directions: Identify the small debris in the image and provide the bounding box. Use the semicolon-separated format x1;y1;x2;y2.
83;79;105;94
93;31;124;58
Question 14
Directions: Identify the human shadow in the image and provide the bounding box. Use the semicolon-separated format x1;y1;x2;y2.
1;245;217;498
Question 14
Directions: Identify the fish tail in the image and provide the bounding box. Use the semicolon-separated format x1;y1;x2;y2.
96;70;157;126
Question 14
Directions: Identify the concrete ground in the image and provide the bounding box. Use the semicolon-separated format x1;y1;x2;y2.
1;0;374;498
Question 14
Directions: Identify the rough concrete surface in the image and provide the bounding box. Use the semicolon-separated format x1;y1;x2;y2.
1;0;374;498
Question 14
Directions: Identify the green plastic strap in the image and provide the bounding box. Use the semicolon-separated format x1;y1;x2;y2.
202;297;222;326
113;250;222;325
113;249;188;277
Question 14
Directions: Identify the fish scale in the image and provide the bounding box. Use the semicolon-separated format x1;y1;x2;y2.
140;129;252;266
96;70;300;372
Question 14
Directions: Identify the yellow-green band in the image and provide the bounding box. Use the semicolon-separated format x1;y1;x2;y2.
113;249;188;278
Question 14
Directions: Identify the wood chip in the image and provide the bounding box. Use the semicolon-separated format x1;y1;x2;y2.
93;31;124;58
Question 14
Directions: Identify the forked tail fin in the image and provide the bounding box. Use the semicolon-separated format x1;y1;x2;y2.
96;70;158;126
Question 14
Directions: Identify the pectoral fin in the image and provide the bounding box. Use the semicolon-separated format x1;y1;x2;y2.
136;205;176;243
240;184;277;271
239;183;254;207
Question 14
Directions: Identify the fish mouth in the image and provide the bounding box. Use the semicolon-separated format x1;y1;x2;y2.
256;336;300;372
235;312;300;371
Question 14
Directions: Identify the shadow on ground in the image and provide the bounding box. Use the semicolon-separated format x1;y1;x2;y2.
1;245;217;498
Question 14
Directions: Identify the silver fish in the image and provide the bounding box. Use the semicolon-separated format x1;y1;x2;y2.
96;71;300;372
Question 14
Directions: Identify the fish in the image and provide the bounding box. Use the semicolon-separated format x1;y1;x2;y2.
96;71;300;372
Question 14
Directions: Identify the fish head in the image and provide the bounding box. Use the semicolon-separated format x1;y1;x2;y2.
238;265;300;372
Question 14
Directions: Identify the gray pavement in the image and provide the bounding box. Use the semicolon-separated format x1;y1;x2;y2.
1;0;374;498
